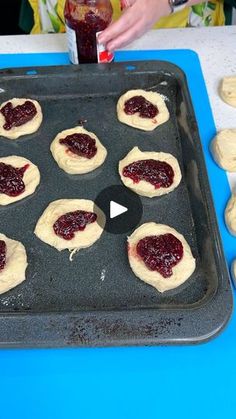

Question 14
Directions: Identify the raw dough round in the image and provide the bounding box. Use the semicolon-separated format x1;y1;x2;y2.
0;155;40;206
50;126;107;174
225;194;236;235
231;259;236;287
117;89;169;131
211;129;236;172
0;233;27;294
220;76;236;108
34;199;106;252
231;259;236;288
128;223;196;293
119;147;182;197
0;98;43;140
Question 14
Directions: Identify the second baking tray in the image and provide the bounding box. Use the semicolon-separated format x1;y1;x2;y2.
0;61;233;347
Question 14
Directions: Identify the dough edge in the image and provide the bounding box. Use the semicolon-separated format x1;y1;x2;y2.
220;77;236;108
225;194;236;235
211;129;236;172
0;233;27;294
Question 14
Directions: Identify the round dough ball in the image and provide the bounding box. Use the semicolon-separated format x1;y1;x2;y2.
117;89;169;131
220;76;236;108
225;194;236;235
0;155;40;206
128;223;196;293
119;146;182;197
0;98;43;140
34;199;106;252
0;233;28;294
50;126;107;174
211;129;236;172
231;259;236;288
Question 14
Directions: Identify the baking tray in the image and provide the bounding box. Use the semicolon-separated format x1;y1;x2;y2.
0;61;233;347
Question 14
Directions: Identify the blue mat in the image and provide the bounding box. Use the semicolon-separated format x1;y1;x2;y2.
0;50;235;419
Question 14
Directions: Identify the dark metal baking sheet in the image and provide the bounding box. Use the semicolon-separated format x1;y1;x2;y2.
0;62;233;347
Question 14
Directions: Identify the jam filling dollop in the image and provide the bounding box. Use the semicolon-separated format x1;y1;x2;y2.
59;133;97;159
136;233;183;278
124;95;158;119
53;210;97;240
123;159;174;189
0;101;37;130
0;162;29;197
0;240;6;271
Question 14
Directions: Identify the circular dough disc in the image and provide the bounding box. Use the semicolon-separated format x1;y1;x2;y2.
0;155;40;206
128;223;196;293
211;129;236;172
0;233;28;294
231;259;236;288
119;146;182;197
34;199;106;252
0;98;43;140
220;77;236;108
117;89;169;131
225;194;236;235
50;126;107;174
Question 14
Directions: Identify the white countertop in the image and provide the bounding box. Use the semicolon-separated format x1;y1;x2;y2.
0;26;236;186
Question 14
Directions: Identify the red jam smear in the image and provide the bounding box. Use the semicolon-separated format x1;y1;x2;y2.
0;162;29;197
53;210;97;240
64;0;113;64
0;240;6;271
59;133;97;159
136;233;183;278
124;96;158;119
0;101;37;131
123;159;174;189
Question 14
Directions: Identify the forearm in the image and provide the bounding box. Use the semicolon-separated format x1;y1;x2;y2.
98;0;215;52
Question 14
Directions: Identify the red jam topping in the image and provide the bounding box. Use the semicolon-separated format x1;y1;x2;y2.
124;96;158;119
59;133;97;159
53;210;97;240
123;159;174;189
136;233;183;278
0;240;6;271
64;0;113;64
0;101;37;131
0;162;29;197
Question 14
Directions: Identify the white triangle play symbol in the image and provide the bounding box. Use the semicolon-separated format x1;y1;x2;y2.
110;200;128;219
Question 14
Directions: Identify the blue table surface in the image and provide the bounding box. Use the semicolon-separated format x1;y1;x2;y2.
0;49;235;419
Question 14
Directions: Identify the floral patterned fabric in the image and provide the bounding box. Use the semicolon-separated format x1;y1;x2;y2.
28;0;225;34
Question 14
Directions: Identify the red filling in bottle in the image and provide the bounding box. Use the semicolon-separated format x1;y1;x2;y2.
64;0;113;64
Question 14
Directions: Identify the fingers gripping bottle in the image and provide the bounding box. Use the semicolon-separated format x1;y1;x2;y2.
64;0;114;64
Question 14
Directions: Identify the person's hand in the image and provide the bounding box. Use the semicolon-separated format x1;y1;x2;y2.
98;0;171;52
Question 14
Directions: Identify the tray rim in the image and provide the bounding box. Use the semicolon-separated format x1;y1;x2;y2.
0;60;233;347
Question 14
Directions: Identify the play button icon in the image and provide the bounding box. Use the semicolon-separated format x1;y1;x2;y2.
95;185;143;234
110;201;128;219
